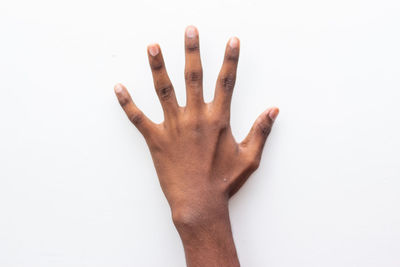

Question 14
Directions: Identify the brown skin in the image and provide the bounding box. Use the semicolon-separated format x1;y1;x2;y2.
114;25;279;267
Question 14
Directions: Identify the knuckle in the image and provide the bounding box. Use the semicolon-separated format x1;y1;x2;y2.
210;116;228;130
226;52;239;62
157;85;173;101
249;158;260;170
118;95;130;107
151;61;163;71
257;118;271;137
186;42;199;52
226;48;239;62
246;155;260;171
183;117;202;132
128;112;144;125
147;138;163;154
185;70;203;84
220;73;236;91
189;120;202;131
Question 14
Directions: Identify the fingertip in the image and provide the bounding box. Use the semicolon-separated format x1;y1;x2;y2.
268;107;279;121
114;83;125;94
147;43;160;57
228;37;240;49
185;25;198;38
224;37;240;62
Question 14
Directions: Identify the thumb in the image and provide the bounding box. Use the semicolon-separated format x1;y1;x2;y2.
240;107;279;158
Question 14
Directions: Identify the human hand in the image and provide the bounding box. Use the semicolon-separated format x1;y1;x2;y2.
114;25;278;266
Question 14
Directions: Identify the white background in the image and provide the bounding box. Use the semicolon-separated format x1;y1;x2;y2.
0;0;399;266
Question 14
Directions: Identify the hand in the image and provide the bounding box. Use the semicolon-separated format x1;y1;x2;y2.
114;25;278;267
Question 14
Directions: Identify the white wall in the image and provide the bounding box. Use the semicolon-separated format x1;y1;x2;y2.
0;0;399;266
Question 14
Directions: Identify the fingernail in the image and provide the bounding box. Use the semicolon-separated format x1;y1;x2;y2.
148;44;159;57
186;26;196;38
114;84;123;93
229;37;239;49
269;108;279;121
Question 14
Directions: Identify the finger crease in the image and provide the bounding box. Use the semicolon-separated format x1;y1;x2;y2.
186;44;199;52
221;74;236;91
129;113;143;125
119;97;130;107
158;85;173;101
185;71;203;83
151;62;163;71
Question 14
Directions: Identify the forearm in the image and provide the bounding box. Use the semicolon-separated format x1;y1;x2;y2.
172;201;240;267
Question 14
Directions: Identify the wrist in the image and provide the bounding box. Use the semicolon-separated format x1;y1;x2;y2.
170;193;230;231
172;202;230;232
172;203;240;267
